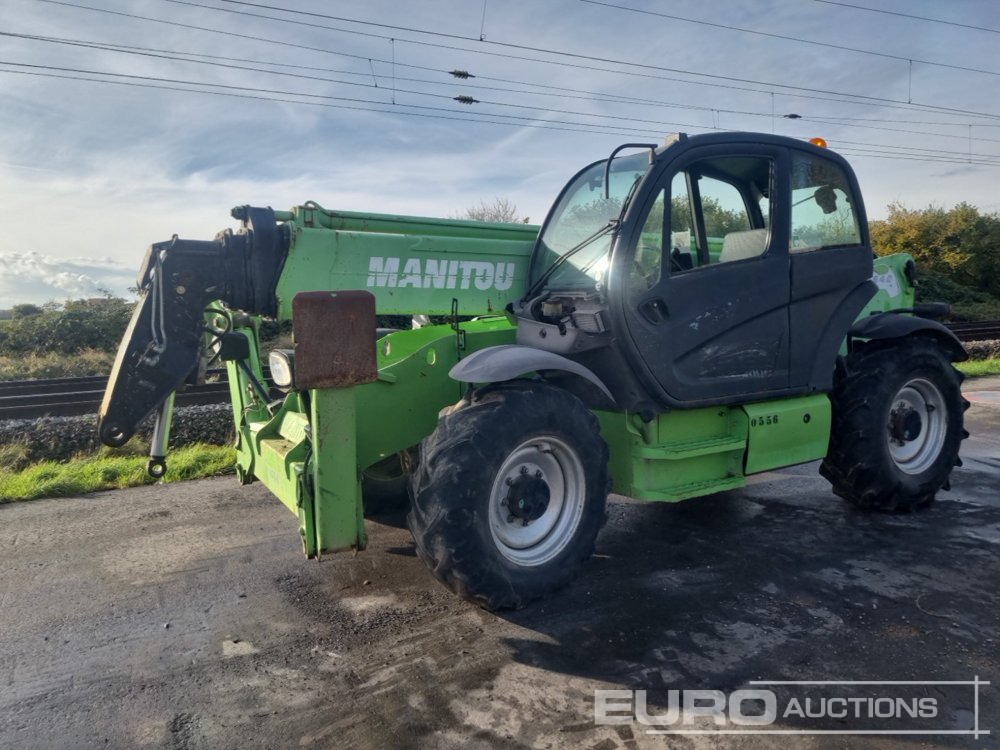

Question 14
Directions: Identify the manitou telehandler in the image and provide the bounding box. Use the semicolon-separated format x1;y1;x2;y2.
100;132;967;609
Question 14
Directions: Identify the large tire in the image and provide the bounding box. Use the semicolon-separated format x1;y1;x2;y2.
821;337;968;511
408;383;610;610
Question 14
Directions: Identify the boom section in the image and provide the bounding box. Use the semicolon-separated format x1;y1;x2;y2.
98;202;538;447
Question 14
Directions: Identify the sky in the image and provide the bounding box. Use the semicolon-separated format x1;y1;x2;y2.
1;0;998;305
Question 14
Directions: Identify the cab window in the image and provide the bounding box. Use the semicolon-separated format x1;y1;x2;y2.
790;151;861;252
629;155;773;291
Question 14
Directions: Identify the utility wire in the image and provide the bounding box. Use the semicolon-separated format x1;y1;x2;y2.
0;31;782;119
0;67;674;138
825;136;1000;163
17;1;1000;163
15;27;1000;144
0;46;727;133
36;0;1000;123
796;114;1000;127
800;116;1000;146
4;62;998;169
0;31;840;134
11;30;1000;151
836;151;998;167
0;31;380;77
580;0;1000;78
836;147;1000;166
0;62;715;137
814;1;1000;36
154;0;1000;121
33;0;444;73
0;32;441;97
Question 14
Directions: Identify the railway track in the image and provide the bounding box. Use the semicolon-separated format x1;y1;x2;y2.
1;321;997;420
0;369;270;421
947;320;1000;342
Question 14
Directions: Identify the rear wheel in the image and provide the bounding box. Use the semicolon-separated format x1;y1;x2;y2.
408;383;609;609
821;338;967;511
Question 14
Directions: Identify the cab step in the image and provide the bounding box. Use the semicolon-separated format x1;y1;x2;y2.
636;474;747;502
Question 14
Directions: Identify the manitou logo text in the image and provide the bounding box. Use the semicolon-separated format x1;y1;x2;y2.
366;256;516;291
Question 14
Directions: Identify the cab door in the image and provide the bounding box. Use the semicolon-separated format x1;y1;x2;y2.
616;145;792;406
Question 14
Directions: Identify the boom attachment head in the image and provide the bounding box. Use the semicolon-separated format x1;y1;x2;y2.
98;207;287;447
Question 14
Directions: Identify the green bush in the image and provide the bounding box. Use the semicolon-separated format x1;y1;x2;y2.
914;269;1000;321
0;297;134;356
871;202;1000;302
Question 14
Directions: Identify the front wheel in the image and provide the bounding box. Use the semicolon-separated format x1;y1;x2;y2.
821;338;968;511
408;383;609;609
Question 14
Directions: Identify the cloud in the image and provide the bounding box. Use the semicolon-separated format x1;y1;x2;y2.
0;251;136;306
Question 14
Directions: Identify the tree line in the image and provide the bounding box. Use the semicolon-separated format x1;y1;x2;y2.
870;202;1000;320
0;298;133;355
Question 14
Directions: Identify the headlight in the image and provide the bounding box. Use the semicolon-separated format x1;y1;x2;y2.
268;349;295;388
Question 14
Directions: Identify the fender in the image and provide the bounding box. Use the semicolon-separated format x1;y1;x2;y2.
849;312;968;362
449;344;616;403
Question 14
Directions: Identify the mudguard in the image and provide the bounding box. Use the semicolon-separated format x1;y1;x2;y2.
449;344;616;403
849;312;968;361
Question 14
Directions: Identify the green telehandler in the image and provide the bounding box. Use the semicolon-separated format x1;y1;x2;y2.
99;132;968;609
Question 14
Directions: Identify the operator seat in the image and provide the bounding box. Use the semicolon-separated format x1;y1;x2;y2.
719;228;768;263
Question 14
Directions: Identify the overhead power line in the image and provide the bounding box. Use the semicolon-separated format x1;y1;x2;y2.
800;116;1000;146
3;62;999;170
835;149;999;167
580;0;1000;78
0;31;780;121
0;67;669;138
0;61;717;137
16;27;1000;141
0;31;443;97
36;0;1000;123
0;67;684;139
17;0;1000;165
11;29;1000;152
160;0;1000;121
814;1;1000;36
33;0;446;73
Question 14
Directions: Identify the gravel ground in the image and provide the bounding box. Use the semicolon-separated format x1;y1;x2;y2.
0;379;997;749
0;404;233;464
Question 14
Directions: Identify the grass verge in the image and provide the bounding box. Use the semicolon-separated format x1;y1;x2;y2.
0;443;236;503
0;349;115;380
957;358;1000;378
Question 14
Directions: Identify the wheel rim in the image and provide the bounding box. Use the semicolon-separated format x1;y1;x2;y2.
488;435;586;567
886;377;947;475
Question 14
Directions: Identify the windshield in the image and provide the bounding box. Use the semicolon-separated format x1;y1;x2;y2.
529;151;650;291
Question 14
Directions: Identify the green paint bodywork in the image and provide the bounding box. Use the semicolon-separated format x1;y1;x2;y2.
742;395;831;475
217;202;919;554
274;204;537;319
595;392;831;502
220;204;536;554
